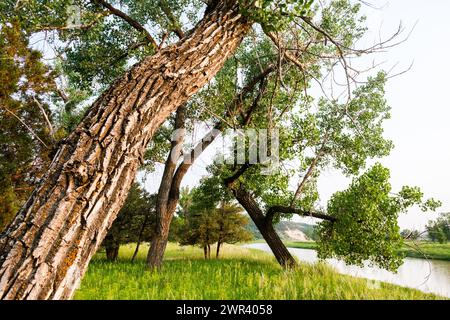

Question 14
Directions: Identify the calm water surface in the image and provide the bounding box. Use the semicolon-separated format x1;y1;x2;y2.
243;243;450;298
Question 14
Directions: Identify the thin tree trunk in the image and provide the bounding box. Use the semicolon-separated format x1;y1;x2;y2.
0;2;250;300
216;241;221;258
145;207;175;268
104;234;119;262
207;244;211;259
203;246;208;259
105;245;119;262
131;213;149;262
131;242;141;263
146;106;185;269
146;204;174;269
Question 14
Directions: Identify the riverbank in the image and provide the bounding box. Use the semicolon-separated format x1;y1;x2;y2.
74;243;442;300
280;241;450;261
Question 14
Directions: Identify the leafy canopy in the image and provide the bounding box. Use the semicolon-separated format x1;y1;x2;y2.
317;163;441;271
426;213;450;244
103;183;157;247
240;0;315;32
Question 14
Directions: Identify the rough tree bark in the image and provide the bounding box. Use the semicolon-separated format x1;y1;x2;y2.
0;1;250;300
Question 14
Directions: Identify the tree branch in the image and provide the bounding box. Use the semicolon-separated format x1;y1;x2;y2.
2;106;49;149
94;0;158;49
168;64;277;203
266;205;337;224
156;105;186;216
291;130;330;206
243;76;268;125
159;0;185;39
32;96;55;141
265;31;307;73
223;163;252;186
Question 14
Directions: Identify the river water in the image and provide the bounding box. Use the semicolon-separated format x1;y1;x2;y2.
243;243;450;298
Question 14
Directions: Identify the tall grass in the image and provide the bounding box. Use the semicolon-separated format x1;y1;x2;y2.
74;243;442;300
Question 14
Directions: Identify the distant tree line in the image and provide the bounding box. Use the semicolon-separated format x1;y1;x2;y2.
399;212;449;243
426;213;449;243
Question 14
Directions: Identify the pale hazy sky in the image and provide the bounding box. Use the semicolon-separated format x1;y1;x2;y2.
321;0;450;230
141;1;450;230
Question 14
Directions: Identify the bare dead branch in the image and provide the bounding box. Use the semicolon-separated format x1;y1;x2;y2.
2;106;50;149
32;96;55;141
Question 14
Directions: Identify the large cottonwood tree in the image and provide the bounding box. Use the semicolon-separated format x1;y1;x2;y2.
0;0;265;299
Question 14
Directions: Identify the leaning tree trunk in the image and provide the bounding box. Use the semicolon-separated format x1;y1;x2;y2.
131;213;149;262
0;1;250;300
232;186;297;268
146;107;186;269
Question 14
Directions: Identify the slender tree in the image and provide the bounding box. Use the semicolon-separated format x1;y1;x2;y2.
214;202;253;258
145;0;409;269
176;185;252;259
220;74;442;269
102;183;156;261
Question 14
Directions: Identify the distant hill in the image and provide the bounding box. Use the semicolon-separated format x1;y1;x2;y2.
246;218;317;241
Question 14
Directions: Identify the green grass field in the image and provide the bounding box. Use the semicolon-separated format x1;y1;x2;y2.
283;241;450;261
398;242;450;261
74;243;443;300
